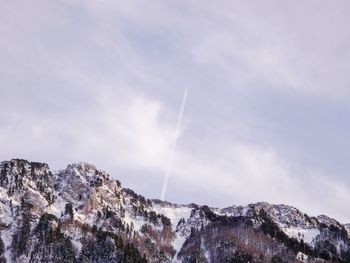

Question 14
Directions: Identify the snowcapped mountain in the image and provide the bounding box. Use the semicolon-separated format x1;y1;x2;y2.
0;159;349;263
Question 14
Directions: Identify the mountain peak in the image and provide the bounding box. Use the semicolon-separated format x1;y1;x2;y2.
1;158;50;168
0;159;349;262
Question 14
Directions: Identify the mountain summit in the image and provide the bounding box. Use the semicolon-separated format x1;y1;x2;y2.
0;159;349;263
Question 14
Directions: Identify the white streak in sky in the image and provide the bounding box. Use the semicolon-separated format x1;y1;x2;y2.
160;88;188;200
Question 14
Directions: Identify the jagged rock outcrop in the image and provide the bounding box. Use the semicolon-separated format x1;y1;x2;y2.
0;159;349;263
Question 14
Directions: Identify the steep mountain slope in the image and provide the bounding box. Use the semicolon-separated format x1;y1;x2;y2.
0;159;349;263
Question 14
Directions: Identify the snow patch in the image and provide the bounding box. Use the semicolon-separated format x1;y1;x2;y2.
153;204;193;256
282;227;320;246
172;233;187;259
152;205;192;227
296;252;308;262
1;227;13;263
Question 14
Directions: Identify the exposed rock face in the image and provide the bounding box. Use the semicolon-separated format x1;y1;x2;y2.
0;159;349;263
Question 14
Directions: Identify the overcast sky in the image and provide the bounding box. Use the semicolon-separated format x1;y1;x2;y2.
1;0;350;222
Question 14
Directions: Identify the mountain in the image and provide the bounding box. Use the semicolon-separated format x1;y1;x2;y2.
0;159;349;263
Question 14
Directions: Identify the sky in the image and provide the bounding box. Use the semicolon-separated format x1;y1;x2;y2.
1;0;350;223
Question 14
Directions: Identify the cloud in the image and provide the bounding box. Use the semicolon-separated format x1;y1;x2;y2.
0;89;175;170
169;141;350;223
1;0;350;223
1;76;349;222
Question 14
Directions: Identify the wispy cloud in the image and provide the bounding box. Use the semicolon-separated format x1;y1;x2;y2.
1;0;350;222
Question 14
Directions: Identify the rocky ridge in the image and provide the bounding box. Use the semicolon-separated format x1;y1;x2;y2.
0;159;349;263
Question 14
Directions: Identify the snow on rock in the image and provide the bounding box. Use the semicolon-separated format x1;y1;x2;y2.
47;195;67;218
316;214;342;228
220;202;322;248
1;228;13;263
217;205;249;217
344;224;350;236
296;252;308;262
253;202;318;229
23;188;48;209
